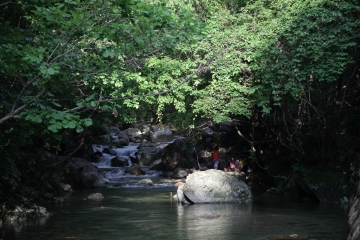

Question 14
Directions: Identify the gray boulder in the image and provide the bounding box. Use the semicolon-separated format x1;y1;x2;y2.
127;128;143;143
173;167;190;179
150;128;173;143
177;169;252;203
62;157;109;188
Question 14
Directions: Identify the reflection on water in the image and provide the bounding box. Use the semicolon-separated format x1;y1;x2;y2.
1;188;349;240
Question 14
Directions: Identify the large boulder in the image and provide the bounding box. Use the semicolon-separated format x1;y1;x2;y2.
161;139;196;171
131;123;151;139
150;128;173;143
177;169;252;203
62;157;109;188
138;146;162;166
149;159;166;170
114;130;130;146
127;128;143;143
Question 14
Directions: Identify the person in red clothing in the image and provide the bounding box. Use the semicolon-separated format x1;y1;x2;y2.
213;145;219;169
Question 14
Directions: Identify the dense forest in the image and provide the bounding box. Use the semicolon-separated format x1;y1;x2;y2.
1;0;360;209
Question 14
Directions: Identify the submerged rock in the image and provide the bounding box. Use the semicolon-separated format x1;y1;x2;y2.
196;213;220;219
87;193;104;200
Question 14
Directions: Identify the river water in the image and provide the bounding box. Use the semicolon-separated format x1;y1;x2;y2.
0;144;350;240
1;185;350;240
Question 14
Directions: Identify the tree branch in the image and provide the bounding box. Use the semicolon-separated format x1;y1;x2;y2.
0;0;12;7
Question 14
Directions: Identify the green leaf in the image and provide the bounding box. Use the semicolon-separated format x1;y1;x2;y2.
63;120;77;129
83;118;93;127
76;125;84;133
48;125;59;133
90;101;97;107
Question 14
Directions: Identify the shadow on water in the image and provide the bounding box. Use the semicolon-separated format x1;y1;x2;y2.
1;187;349;240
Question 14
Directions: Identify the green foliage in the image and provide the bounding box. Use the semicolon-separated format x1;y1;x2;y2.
238;0;360;110
0;0;203;205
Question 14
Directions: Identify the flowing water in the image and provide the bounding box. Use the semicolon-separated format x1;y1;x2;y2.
0;144;350;240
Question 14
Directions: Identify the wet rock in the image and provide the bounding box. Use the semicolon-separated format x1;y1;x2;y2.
150;128;173;143
59;183;72;192
149;159;166;171
173;167;190;179
137;179;154;186
131;123;151;138
87;193;104;200
102;148;117;156
162;139;196;171
125;165;145;176
62;157;109;188
110;156;127;167
108;126;121;134
114;130;130;146
138;147;162;166
91;151;102;163
1;204;50;221
127;128;142;143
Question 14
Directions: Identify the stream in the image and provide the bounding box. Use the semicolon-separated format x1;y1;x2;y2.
0;144;350;240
